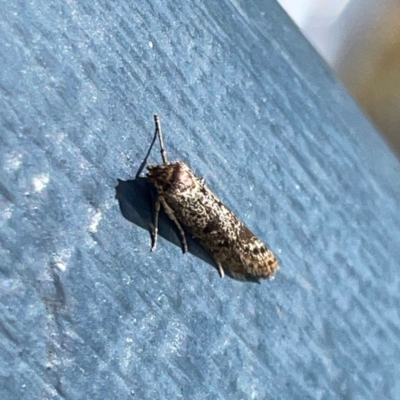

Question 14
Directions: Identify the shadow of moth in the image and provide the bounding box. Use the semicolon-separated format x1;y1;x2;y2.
137;115;279;281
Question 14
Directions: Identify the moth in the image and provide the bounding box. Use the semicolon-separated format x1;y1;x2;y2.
137;115;279;281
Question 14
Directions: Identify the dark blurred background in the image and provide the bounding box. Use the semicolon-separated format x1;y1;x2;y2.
279;0;400;157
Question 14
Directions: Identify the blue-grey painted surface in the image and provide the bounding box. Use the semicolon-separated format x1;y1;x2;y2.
1;1;400;399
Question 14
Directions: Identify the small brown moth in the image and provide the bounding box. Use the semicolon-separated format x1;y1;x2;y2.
141;114;279;281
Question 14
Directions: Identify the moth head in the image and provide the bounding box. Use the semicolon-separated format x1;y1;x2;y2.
147;162;197;193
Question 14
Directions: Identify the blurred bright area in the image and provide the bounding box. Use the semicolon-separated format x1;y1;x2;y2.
278;0;400;157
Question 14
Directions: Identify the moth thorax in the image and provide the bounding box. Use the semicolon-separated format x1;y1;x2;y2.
170;162;197;192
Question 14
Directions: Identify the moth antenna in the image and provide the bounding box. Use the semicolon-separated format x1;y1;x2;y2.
154;114;168;164
135;115;160;178
135;122;157;179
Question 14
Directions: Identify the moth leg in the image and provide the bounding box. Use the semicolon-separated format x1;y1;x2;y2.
217;262;225;278
159;196;188;253
151;196;161;251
